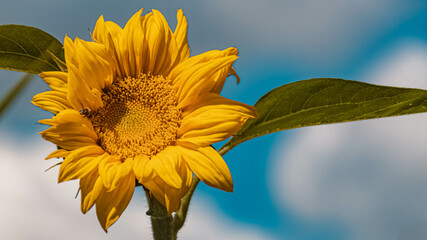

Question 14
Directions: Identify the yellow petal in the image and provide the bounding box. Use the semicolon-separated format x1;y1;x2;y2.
93;15;123;47
65;36;114;90
80;168;103;214
133;154;155;184
149;146;182;189
39;71;68;92
177;145;233;192
45;149;70;160
39;109;92;126
143;177;166;206
74;39;114;89
150;9;179;75
210;65;241;94
64;35;114;111
179;161;193;193
178;93;258;146
118;9;180;77
98;156;133;191
170;51;239;108
93;15;124;78
32;91;72;114
173;9;190;64
118;9;147;77
163;184;183;214
169;47;238;86
96;172;135;231
143;161;192;214
144;176;185;214
63;35;76;68
67;63;104;111
58;146;105;182
169;49;228;80
39;110;98;150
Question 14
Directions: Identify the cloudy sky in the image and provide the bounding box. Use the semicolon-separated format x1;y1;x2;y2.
2;0;427;239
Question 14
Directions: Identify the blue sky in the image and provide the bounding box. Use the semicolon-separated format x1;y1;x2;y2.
2;1;427;239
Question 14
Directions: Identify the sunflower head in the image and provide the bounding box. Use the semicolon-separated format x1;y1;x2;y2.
33;8;258;230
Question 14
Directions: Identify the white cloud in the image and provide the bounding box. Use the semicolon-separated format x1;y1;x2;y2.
271;40;427;240
0;133;274;240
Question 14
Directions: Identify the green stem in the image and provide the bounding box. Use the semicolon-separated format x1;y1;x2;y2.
0;73;33;119
217;143;234;156
144;187;173;240
172;176;200;237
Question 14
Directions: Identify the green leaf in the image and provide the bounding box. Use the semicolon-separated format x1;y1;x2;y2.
221;78;427;153
0;25;64;74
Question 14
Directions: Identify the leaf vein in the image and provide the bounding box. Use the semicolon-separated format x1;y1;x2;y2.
253;92;425;129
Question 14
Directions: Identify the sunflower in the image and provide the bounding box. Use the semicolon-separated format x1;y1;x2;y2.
32;8;258;230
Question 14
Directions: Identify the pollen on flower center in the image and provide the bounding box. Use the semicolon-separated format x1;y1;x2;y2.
90;74;181;160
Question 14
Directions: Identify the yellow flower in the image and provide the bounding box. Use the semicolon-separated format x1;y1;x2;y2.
32;9;258;230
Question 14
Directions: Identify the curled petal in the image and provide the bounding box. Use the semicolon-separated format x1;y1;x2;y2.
45;149;70;160
173;9;190;64
67;63;104;111
149;146;182;189
93;15;124;78
39;71;68;92
170;47;238;86
65;37;114;90
80;168;103;214
58;146;105;182
170;49;239;108
117;9;183;77
117;9;149;77
64;36;114;111
150;9;179;75
96;172;135;231
144;172;191;214
133;154;155;184
177;145;233;192
98;156;133;191
32;91;72;114
178;93;258;146
39;109;98;150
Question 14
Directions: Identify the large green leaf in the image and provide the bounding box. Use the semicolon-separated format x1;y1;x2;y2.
221;78;427;153
0;25;64;74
